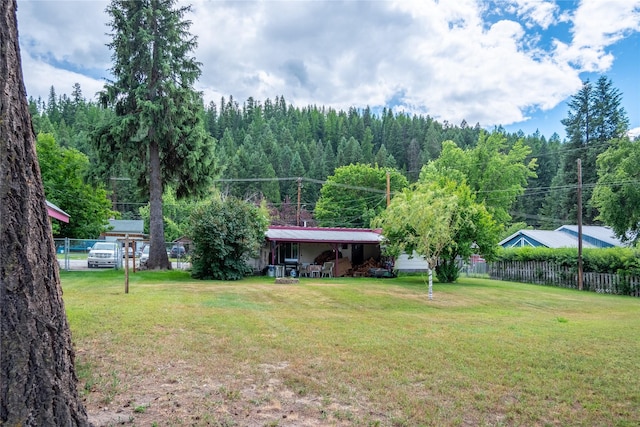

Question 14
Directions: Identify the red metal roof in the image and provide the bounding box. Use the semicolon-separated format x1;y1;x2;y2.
266;226;382;244
46;200;70;223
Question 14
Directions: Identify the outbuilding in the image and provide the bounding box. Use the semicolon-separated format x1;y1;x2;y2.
256;226;384;277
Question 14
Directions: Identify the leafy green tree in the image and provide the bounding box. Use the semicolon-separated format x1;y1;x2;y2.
423;170;499;282
36;133;114;238
375;183;457;297
426;131;536;226
374;173;498;294
592;137;640;244
95;0;217;269
190;195;269;280
315;164;408;228
138;188;199;242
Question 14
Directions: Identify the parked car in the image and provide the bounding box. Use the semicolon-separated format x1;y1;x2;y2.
122;246;134;258
87;242;120;268
170;245;186;258
139;245;150;267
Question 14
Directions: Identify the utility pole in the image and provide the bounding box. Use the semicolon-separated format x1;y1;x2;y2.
577;159;583;291
296;177;302;226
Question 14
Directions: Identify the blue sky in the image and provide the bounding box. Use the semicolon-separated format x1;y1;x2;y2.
16;0;640;141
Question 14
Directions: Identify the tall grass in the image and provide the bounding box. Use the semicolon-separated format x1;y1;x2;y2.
62;271;640;426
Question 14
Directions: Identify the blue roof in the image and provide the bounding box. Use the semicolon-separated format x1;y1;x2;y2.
499;225;625;249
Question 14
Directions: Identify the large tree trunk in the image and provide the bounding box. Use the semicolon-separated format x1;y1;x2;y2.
147;136;171;269
0;1;90;425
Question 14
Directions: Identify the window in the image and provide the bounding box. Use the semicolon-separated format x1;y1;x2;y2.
279;242;298;263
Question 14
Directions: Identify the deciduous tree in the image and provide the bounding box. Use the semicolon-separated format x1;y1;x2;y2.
190;195;269;280
374;173;498;292
427;131;536;226
315;164;408;228
36;133;114;238
592;137;640;244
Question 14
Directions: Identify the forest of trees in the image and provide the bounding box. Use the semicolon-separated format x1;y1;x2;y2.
30;75;634;239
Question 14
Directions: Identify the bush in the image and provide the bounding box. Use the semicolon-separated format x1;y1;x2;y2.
189;196;268;280
435;259;459;283
494;247;640;275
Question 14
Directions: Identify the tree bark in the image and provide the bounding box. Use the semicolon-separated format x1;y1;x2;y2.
147;135;171;269
0;1;90;425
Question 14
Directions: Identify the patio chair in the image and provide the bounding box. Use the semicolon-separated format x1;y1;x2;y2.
299;264;310;277
321;261;334;278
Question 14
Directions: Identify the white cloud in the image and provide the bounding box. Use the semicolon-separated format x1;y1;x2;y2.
509;0;559;29
556;0;640;71
15;0;640;131
21;52;106;101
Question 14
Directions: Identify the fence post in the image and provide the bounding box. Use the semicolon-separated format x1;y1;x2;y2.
64;237;70;271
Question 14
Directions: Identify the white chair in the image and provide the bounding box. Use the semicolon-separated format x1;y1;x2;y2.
321;262;334;278
309;264;321;278
299;264;310;277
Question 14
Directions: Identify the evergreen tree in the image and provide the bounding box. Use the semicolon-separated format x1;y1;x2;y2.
95;0;216;269
336;136;362;167
544;77;628;225
512;132;560;227
46;85;61;125
374;144;397;168
361;127;375;164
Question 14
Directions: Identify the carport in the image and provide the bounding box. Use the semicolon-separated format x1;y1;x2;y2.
264;226;383;277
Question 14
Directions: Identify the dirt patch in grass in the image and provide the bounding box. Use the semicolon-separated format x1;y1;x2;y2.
83;355;391;426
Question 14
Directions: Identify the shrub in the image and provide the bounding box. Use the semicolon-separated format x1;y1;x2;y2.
189;196;269;280
435;258;459;283
494;247;640;275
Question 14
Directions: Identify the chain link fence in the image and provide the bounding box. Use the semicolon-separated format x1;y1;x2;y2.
54;238;191;271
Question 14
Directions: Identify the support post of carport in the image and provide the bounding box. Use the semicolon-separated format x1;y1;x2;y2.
271;240;277;265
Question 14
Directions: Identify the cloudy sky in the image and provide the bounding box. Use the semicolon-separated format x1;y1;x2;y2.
16;0;640;139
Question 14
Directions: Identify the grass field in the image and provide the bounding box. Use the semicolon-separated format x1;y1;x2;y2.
61;270;640;426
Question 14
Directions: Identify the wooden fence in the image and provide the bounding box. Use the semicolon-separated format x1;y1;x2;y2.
489;261;640;297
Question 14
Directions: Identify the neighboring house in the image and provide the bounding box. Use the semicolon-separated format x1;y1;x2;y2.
393;252;486;273
394;252;429;273
46;200;70;223
499;225;625;249
102;219;146;252
256;226;383;276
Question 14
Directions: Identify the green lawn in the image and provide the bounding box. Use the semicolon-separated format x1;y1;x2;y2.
61;271;640;426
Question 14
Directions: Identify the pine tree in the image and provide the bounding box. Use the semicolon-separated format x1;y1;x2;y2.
95;0;216;269
545;77;628;224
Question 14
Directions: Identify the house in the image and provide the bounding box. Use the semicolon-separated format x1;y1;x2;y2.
102;219;146;252
394;252;430;273
256;226;383;277
499;225;625;249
